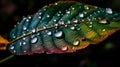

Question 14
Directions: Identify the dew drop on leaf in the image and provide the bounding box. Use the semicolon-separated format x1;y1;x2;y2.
73;40;80;46
55;31;64;38
31;36;38;44
61;46;68;51
106;8;113;14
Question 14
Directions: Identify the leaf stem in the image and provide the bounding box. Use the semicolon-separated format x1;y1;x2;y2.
0;55;14;64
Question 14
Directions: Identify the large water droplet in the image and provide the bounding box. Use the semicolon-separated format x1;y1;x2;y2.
106;8;113;14
99;20;108;24
55;31;64;38
31;36;38;44
73;40;80;46
79;13;84;18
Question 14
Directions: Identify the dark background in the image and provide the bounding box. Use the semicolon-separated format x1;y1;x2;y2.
0;0;120;67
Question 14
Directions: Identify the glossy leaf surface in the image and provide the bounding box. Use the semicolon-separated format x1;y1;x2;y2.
9;1;120;55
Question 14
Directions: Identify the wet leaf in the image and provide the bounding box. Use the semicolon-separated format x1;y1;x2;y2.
8;1;120;55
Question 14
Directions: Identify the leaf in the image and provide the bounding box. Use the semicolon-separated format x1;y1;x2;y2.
9;1;120;55
0;35;9;50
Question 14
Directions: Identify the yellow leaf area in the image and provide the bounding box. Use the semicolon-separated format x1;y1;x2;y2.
70;21;120;51
0;35;9;50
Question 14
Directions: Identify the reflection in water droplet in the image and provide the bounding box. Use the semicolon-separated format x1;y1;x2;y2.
31;36;38;44
55;31;64;38
73;40;80;46
106;8;113;14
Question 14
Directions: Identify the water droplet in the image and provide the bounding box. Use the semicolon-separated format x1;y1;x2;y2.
28;16;31;19
43;26;47;29
79;13;84;18
89;25;92;28
84;6;89;10
66;11;70;14
13;50;16;53
55;31;64;38
23;26;27;30
38;16;41;19
31;36;38;44
46;14;50;18
10;46;14;50
58;11;62;13
90;22;93;24
23;41;26;45
53;19;57;22
19;42;22;46
73;40;80;46
47;31;52;36
26;19;29;22
67;20;71;24
99;20;108;24
32;29;36;33
17;22;19;24
73;20;78;23
39;12;42;15
77;28;80;30
57;13;60;16
102;29;106;31
61;46;68;51
54;24;58;27
65;25;68;27
12;34;16;38
59;21;64;25
106;8;113;14
70;26;75;30
23;17;27;20
55;2;58;5
37;33;40;35
23;38;26;40
24;50;26;52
